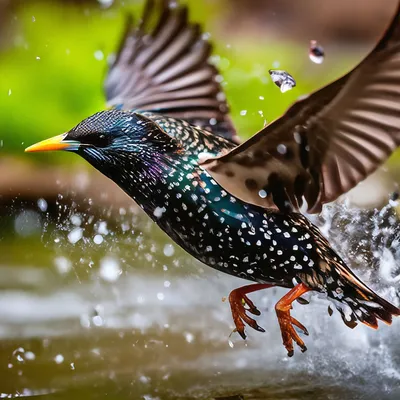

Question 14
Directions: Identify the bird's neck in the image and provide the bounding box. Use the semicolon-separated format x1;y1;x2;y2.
107;150;199;218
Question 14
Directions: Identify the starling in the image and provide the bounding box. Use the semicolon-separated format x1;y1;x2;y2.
26;0;400;356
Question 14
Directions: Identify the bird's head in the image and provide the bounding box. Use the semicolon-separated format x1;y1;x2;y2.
25;110;183;181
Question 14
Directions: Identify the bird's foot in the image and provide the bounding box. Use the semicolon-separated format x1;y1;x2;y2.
275;283;311;357
228;285;272;339
275;308;309;356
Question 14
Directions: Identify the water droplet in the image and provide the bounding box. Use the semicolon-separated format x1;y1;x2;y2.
99;257;121;282
309;40;325;64
54;256;72;274
91;348;101;356
97;0;113;8
163;244;175;257
94;50;104;61
32;16;36;22
121;222;130;232
184;332;194;343
96;221;109;235
24;351;35;361
228;340;234;348
258;189;268;199
157;292;165;301
8;89;12;96
37;198;47;212
70;214;82;226
277;144;287;154
163;280;171;288
54;354;64;364
92;315;104;326
14;210;41;237
93;234;103;245
12;347;25;363
240;110;247;116
70;362;75;370
36;56;40;60
80;314;91;328
68;227;83;244
269;69;296;93
259;96;264;100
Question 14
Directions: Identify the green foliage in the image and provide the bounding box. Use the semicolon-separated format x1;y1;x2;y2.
0;0;354;164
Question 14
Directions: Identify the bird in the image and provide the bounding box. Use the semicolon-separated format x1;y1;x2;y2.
25;0;400;357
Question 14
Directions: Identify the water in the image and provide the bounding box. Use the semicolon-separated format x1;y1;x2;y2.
268;70;297;93
0;200;399;399
309;41;325;64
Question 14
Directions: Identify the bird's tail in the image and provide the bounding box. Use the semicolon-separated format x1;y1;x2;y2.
319;249;400;329
292;213;400;329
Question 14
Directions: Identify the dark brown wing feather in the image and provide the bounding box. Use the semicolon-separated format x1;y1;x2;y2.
202;2;400;213
105;0;239;143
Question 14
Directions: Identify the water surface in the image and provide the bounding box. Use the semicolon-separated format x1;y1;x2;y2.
0;202;399;399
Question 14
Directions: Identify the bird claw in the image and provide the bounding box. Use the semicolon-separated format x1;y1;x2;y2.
242;294;261;316
229;289;265;339
276;309;308;356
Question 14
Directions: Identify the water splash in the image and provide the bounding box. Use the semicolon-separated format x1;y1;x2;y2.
2;195;400;398
269;69;296;93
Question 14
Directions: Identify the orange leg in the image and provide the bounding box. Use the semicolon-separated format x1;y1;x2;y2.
229;283;273;339
275;283;311;357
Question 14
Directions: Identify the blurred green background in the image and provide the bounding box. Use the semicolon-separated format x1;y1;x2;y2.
1;0;399;205
1;0;399;206
0;0;368;160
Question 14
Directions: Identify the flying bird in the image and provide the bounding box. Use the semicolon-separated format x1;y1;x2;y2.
26;0;400;356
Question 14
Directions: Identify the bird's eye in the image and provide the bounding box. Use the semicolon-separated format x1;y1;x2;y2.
81;133;112;148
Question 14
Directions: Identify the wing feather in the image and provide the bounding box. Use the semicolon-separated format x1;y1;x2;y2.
105;0;239;143
203;2;400;213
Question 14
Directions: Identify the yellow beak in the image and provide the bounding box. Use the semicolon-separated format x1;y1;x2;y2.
25;134;80;153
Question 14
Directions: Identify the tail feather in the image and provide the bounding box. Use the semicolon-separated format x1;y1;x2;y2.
292;213;400;329
325;255;400;329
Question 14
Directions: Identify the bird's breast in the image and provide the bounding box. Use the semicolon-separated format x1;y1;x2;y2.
142;168;317;284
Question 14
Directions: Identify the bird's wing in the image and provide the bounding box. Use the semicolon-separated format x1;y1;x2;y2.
105;0;239;144
202;2;400;214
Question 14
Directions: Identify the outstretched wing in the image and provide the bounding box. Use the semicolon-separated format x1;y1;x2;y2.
105;0;239;143
202;2;400;213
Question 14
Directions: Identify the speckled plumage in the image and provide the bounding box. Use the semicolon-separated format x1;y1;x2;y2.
26;0;400;356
